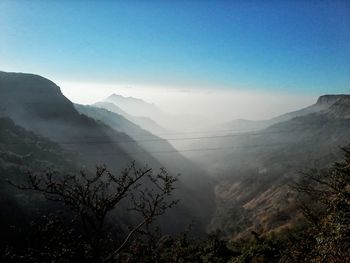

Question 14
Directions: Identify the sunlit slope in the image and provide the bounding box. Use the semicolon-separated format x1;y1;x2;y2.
207;95;350;238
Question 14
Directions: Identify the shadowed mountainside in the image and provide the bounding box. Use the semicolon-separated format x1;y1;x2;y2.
0;117;79;250
0;71;134;171
74;103;215;228
0;71;214;235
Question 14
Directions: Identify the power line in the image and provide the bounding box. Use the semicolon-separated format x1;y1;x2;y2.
23;127;265;140
1;127;315;146
88;142;289;156
110;127;264;137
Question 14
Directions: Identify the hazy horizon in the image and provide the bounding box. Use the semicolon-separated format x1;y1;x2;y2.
2;1;349;126
57;80;317;123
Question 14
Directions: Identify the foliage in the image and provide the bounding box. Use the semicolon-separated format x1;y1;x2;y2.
228;232;281;263
285;146;350;262
2;146;350;262
6;163;179;262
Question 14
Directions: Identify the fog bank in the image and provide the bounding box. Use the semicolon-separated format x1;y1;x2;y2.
59;81;316;127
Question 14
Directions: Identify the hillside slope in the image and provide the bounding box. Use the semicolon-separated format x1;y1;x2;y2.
0;71;214;234
207;95;350;238
221;94;348;132
74;104;215;229
93;101;168;136
0;117;79;250
0;71;137;171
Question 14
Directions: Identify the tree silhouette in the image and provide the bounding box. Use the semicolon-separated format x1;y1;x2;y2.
9;162;179;262
289;147;350;262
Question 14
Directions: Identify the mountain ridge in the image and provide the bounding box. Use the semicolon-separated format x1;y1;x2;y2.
103;93;174;130
0;71;214;235
204;95;350;239
221;94;349;132
93;101;169;136
106;93;155;105
316;94;350;105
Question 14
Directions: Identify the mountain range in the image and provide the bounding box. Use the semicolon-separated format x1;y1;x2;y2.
103;94;172;130
220;94;348;132
93;101;168;137
81;88;350;239
200;94;350;239
0;71;214;235
1;70;349;242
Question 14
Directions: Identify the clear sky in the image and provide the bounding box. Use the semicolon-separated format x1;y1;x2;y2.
1;0;349;95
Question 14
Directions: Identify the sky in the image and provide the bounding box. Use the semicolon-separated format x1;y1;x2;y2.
0;1;349;121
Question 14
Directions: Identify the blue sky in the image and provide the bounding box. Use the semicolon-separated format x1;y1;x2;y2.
1;0;349;94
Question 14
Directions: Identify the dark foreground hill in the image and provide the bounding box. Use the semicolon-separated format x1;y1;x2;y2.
0;71;214;235
0;71;134;171
0;117;78;251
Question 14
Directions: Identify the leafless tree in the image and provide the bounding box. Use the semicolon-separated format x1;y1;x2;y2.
9;162;179;262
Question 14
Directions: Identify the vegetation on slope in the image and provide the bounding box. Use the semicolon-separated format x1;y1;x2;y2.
2;143;349;262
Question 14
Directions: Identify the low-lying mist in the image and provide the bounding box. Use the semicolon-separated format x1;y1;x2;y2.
59;81;316;131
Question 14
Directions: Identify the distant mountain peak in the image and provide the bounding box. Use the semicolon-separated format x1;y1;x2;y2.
322;96;350;119
106;94;152;105
316;94;350;106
